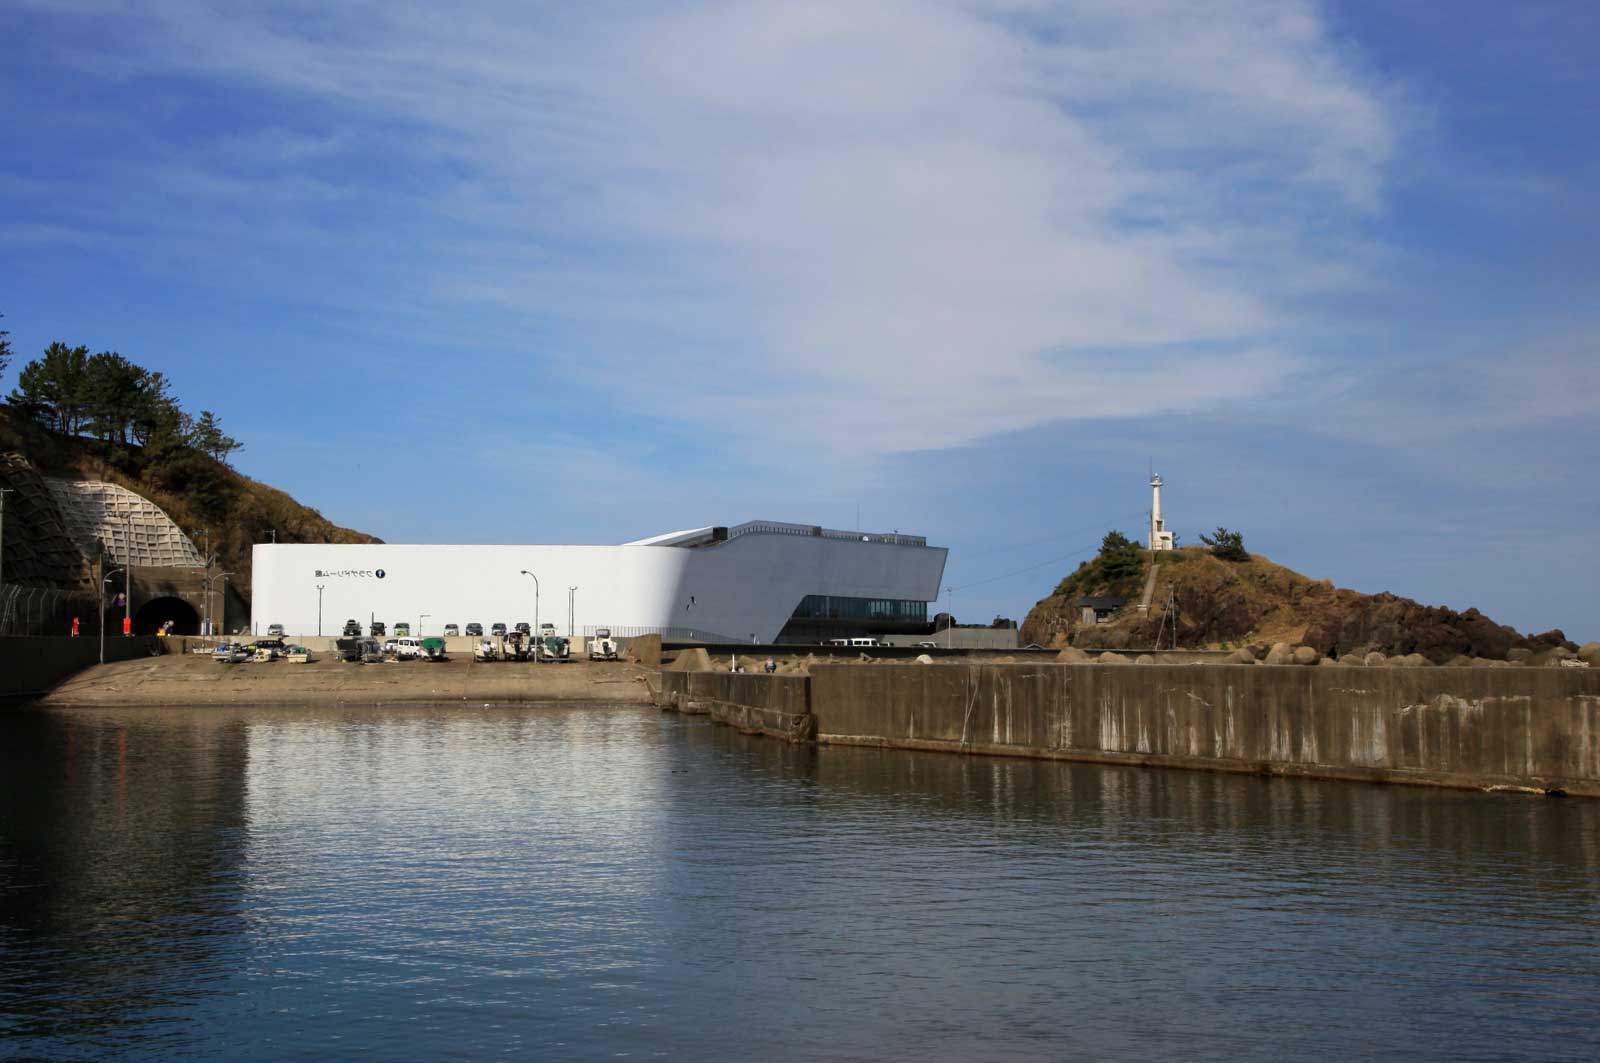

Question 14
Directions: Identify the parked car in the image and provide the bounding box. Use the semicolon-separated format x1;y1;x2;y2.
212;643;247;664
394;622;411;637
382;639;399;657
443;624;460;637
245;638;287;660
267;623;285;637
370;621;387;637
343;619;361;637
394;637;425;660
491;622;508;637
465;623;483;637
514;622;531;635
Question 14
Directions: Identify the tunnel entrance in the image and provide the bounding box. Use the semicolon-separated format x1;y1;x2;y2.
134;596;201;636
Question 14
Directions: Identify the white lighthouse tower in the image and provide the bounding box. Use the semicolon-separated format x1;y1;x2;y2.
1149;474;1175;551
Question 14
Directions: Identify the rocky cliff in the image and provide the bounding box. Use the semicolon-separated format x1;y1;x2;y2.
1020;547;1574;664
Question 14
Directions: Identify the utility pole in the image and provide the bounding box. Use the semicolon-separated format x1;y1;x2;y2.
0;488;12;635
567;586;577;637
124;514;132;635
317;584;325;637
945;586;954;651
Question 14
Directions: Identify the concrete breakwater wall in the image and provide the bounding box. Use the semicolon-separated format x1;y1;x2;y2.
0;636;164;700
660;663;1600;796
662;671;814;741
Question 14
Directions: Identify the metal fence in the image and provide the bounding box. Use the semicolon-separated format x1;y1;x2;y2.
0;584;101;637
581;623;752;644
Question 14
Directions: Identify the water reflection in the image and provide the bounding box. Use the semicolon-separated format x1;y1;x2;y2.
1;704;1597;1062
0;708;251;1054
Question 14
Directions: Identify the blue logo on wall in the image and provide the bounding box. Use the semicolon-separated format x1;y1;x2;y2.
376;569;386;579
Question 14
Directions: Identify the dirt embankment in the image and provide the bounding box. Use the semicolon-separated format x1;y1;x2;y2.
36;651;655;707
1021;548;1577;664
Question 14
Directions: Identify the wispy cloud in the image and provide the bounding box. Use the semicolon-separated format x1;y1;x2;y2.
16;0;1397;451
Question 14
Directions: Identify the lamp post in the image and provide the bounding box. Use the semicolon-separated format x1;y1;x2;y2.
317;584;325;637
567;586;577;637
419;613;430;637
100;567;125;665
216;572;233;638
519;570;540;649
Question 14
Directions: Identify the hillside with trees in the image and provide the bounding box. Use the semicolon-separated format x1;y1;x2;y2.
1;324;379;605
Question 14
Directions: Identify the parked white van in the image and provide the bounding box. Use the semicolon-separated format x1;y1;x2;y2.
395;637;426;660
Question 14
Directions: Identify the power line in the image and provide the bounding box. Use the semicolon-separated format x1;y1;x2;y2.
949;537;1108;594
946;511;1147;594
960;511;1145;562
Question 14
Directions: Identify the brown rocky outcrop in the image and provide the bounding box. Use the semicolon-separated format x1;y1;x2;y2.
1021;547;1574;664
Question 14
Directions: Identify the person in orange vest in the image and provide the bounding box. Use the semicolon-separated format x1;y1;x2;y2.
71;616;80;637
122;616;132;637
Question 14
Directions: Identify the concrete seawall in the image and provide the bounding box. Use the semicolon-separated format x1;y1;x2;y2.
660;663;1600;796
1;636;165;700
661;671;813;741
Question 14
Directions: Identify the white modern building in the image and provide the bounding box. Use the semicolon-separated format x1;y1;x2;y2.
250;520;948;643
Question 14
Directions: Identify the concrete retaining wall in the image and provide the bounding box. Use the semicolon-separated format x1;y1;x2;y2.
0;636;164;699
663;663;1600;796
660;671;813;741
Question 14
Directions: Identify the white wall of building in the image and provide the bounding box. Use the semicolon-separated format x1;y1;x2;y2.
251;532;947;641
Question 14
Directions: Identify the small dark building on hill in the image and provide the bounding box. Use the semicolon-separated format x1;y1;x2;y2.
1077;596;1127;625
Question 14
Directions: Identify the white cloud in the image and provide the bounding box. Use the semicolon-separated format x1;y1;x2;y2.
21;0;1396;451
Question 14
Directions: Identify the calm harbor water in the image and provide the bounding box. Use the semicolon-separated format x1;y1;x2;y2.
2;703;1598;1062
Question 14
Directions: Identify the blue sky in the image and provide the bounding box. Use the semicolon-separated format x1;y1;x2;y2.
4;0;1596;641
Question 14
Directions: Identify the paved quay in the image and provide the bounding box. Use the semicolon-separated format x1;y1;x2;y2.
34;651;655;707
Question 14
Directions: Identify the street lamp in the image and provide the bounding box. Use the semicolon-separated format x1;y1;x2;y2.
419;613;430;637
317;584;325;637
567;586;577;637
518;570;540;652
100;567;125;665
